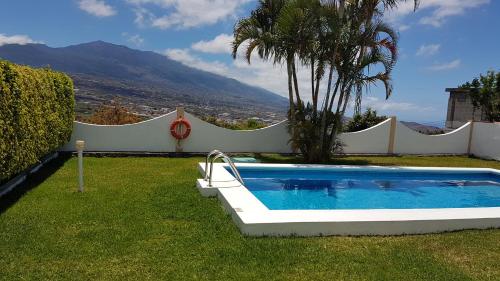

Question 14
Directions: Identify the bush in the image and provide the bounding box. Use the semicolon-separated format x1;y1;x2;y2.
202;116;267;130
82;101;143;125
344;108;387;132
0;60;75;183
288;104;344;163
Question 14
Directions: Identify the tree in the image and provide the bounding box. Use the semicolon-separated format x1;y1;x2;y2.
233;0;418;162
232;0;297;120
83;101;143;125
202;116;267;130
344;108;387;132
459;70;500;122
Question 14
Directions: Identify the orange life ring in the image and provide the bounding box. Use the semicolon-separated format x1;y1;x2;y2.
170;118;191;140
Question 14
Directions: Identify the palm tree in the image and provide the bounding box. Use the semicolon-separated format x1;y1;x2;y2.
233;0;419;162
232;0;298;120
352;0;420;115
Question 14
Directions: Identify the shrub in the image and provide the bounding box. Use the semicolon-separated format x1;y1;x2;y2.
288;104;344;162
202;116;267;130
82;101;143;125
0;60;75;183
344;108;387;132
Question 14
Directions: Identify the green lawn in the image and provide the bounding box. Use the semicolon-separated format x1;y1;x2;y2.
0;155;499;280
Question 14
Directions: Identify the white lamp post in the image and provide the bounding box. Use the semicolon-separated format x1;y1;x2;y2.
75;140;85;192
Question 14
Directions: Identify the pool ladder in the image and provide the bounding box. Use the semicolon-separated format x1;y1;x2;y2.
204;150;244;187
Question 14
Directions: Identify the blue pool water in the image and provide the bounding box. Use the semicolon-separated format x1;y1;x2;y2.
226;167;500;210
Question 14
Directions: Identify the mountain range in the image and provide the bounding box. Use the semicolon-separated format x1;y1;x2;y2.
0;41;288;121
0;41;445;132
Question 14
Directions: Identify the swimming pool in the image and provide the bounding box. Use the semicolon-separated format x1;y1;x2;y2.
234;167;500;210
196;163;500;236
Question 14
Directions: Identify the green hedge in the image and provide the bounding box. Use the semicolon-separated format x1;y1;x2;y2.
0;60;75;183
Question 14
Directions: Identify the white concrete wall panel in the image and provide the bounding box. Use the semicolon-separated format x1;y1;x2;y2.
61;110;499;160
62;111;292;153
339;119;391;154
62;111;178;151
180;113;292;153
394;122;470;155
471;122;500;161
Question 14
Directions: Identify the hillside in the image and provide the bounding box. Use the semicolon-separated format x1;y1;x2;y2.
0;41;288;122
400;121;444;135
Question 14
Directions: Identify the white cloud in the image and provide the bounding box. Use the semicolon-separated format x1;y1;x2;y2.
428;59;461;71
122;33;144;46
162;44;435;119
78;0;116;17
0;34;39;46
191;34;233;54
386;0;490;27
127;0;250;29
363;96;434;112
416;44;440;56
161;47;310;100
398;24;411;32
163;48;230;76
165;36;399;105
166;32;428;109
133;7;154;26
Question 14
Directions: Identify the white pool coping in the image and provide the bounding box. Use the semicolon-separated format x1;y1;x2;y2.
196;163;500;236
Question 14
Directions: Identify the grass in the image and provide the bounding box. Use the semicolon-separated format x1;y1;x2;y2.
0;155;499;280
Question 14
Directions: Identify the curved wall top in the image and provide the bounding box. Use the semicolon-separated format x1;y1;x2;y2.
62;110;292;153
339;118;392;154
470;122;500;160
180;112;291;153
394;121;471;154
61;110;499;159
62;111;178;152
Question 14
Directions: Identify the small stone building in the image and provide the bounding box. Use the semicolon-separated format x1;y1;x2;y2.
445;88;485;129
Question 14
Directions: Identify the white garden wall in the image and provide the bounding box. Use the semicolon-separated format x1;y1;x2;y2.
62;109;500;161
180;113;291;153
394;122;470;155
62;111;292;153
339;119;391;154
470;122;500;161
63;111;179;152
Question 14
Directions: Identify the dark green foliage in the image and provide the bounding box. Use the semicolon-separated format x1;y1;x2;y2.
288;104;343;162
202;116;267;130
344;108;387;132
459;70;500;122
0;60;74;183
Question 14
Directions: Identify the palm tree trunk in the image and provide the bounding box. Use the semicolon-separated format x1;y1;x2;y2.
327;76;342;113
314;69;321;111
323;65;335;111
335;85;346;116
329;82;353;151
292;60;301;106
311;58;315;105
287;59;295;123
318;65;335;154
341;88;351;116
328;80;347;139
339;0;346;18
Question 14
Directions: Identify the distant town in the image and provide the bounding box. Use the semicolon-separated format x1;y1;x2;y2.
74;89;287;125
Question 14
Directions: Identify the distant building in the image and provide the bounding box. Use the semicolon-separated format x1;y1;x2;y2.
445;88;486;129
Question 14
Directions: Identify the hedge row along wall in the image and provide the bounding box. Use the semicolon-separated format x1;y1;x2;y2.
0;60;74;183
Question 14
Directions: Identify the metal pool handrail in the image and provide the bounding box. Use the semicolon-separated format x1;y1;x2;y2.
204;149;222;180
208;153;244;187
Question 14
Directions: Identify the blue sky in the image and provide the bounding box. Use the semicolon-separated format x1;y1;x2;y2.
1;0;499;124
